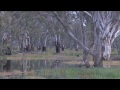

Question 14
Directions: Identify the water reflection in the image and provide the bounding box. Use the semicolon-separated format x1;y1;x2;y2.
0;60;120;72
0;60;64;72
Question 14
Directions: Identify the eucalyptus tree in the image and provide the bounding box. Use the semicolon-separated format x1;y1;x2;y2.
53;11;120;67
40;11;66;53
0;11;13;55
91;11;120;67
10;11;43;52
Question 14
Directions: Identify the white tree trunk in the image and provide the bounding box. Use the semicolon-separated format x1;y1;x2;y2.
53;11;120;67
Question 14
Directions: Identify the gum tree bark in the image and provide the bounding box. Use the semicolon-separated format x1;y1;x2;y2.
42;35;48;52
92;11;120;67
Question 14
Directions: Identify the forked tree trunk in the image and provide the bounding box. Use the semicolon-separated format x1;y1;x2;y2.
20;32;31;52
42;36;48;52
56;41;60;53
55;35;61;53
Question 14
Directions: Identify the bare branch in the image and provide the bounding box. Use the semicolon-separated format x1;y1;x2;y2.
52;11;94;56
83;11;92;17
111;28;120;44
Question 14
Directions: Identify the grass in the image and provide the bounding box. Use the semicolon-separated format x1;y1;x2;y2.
0;67;120;79
6;49;84;61
60;49;83;56
34;67;120;79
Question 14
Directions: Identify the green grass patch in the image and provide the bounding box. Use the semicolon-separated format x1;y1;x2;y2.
1;67;120;79
34;67;120;79
61;49;83;56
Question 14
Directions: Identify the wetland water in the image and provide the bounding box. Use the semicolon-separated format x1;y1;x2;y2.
0;59;120;72
0;59;77;72
0;59;120;79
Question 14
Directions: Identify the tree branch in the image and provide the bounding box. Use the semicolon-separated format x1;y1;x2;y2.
83;11;92;17
111;28;120;44
52;11;94;56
